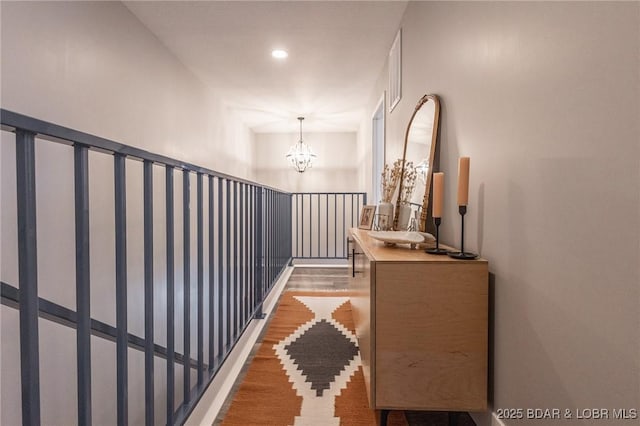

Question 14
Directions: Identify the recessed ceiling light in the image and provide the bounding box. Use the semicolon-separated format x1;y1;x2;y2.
272;49;288;59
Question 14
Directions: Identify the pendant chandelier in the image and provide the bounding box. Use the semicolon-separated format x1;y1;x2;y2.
285;117;317;173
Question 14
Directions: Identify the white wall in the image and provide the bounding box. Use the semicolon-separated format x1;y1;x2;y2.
0;0;254;179
1;1;253;425
361;1;639;423
253;132;360;193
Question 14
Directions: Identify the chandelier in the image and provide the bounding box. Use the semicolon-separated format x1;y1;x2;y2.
286;117;317;173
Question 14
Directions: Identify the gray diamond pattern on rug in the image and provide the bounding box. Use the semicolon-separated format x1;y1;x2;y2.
284;319;359;396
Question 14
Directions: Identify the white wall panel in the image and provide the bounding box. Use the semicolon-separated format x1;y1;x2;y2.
360;1;639;421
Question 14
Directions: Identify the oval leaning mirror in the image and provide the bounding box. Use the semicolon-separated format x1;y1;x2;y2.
394;94;440;232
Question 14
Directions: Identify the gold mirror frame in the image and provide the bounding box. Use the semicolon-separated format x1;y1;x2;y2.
394;94;440;232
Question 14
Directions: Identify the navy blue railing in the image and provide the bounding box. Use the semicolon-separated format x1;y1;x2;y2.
291;192;366;259
0;109;291;426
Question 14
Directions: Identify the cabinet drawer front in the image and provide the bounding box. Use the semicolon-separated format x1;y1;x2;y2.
375;262;488;411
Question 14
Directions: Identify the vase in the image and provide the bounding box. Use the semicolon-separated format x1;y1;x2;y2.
397;203;412;231
377;202;393;230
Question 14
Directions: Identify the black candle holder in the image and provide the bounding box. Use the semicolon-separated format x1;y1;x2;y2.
447;205;478;260
426;217;449;255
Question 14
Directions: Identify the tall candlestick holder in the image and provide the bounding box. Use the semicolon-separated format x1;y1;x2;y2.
425;217;449;255
447;205;478;260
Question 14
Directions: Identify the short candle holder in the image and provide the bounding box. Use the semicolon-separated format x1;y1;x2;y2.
447;205;478;260
425;217;449;255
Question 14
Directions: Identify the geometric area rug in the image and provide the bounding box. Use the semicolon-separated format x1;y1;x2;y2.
221;291;408;425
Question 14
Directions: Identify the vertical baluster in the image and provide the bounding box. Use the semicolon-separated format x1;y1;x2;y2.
269;191;280;272
165;166;175;425
317;194;322;257
283;194;287;266
274;192;276;277
273;192;276;271
269;190;272;281
283;194;287;264
244;185;249;323
308;193;312;257
74;144;91;425
218;178;224;357
114;153;128;426
275;192;278;271
182;170;191;403
208;176;215;372
334;194;337;258
325;194;328;258
250;186;255;313
269;191;279;278
301;194;304;258
269;191;273;283
265;190;268;284
254;188;264;318
197;173;204;384
15;129;41;426
269;192;272;283
357;194;362;229
249;188;253;316
351;193;354;229
239;183;244;326
276;192;279;267
233;181;238;339
143;160;154;425
268;191;276;282
269;191;272;282
289;194;293;261
282;194;285;266
279;193;282;266
225;180;231;350
274;193;277;276
342;194;346;257
278;193;280;268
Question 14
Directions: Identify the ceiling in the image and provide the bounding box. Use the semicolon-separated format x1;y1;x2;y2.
124;1;408;133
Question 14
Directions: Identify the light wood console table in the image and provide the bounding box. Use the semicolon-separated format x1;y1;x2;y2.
347;228;488;423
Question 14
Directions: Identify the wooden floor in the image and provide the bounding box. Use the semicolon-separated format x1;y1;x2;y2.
214;267;476;426
284;266;351;291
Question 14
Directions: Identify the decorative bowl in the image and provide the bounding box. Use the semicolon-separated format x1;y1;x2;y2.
368;231;425;246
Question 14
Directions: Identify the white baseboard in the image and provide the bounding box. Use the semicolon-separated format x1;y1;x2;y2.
470;410;507;426
184;266;293;426
291;260;348;267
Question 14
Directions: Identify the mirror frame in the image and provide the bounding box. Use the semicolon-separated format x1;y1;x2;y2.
394;94;441;232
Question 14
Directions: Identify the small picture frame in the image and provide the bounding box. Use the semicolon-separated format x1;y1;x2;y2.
359;205;376;230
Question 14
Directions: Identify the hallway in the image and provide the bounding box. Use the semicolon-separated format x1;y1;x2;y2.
214;267;476;426
2;2;638;425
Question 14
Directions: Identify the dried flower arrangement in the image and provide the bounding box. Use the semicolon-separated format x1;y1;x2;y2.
400;161;417;205
381;159;403;203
